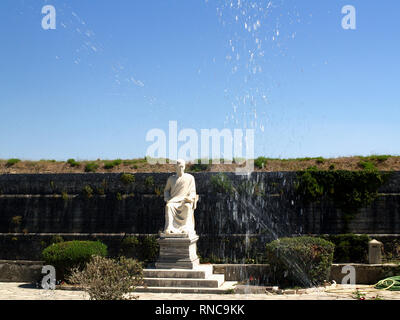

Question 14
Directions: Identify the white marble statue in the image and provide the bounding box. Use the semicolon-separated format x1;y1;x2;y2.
163;159;198;237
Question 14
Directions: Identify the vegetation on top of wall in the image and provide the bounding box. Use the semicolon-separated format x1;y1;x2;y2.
6;159;21;167
67;159;80;167
265;236;335;288
254;157;268;169
84;162;99;173
104;159;122;170
188;163;210;172
295;167;391;231
358;160;377;171
1;155;399;173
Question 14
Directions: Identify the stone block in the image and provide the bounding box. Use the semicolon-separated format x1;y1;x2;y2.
155;235;199;269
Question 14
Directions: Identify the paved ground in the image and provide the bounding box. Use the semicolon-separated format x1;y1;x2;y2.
1;283;400;300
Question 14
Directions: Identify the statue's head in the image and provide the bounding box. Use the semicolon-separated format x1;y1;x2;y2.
176;159;185;175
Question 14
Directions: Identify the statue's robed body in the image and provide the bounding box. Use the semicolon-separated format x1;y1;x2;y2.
163;161;197;236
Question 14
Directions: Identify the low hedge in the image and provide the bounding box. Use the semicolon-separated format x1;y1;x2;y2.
266;236;334;288
42;240;107;281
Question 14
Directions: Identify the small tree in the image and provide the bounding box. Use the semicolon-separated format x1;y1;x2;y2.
68;255;143;300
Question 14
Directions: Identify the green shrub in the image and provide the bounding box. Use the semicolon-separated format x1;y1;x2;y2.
6;159;20;167
266;236;334;288
42;240;107;281
68;255;143;300
85;163;99;173
254;157;268;169
120;173;135;185
67;159;80;167
321;234;370;263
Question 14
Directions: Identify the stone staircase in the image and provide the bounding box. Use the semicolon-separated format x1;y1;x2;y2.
136;265;237;294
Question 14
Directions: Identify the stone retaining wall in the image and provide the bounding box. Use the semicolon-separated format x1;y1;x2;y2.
0;172;399;260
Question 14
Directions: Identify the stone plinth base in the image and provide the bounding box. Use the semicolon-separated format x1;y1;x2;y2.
155;234;199;269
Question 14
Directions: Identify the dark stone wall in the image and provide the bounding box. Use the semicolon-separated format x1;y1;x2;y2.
0;172;399;260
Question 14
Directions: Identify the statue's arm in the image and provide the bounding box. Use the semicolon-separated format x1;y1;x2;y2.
184;176;197;203
164;177;172;202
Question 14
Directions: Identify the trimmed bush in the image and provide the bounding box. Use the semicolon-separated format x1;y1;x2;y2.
266;236;334;288
42;240;107;281
321;234;370;263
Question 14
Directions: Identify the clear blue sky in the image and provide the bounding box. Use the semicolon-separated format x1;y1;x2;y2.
0;0;399;160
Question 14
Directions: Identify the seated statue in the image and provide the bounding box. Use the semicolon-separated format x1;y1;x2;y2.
163;159;198;237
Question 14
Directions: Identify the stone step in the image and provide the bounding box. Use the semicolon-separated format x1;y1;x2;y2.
143;274;225;288
143;265;213;279
136;281;238;294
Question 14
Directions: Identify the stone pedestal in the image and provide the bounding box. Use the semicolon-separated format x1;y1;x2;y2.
155;233;200;269
369;239;383;264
